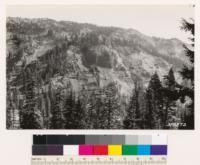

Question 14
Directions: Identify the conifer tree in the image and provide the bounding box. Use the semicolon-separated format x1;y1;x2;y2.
84;102;94;128
63;90;84;129
70;97;84;129
83;93;96;129
123;80;143;129
93;95;103;128
6;91;12;129
179;18;194;129
163;68;177;128
63;90;75;128
50;89;65;129
103;82;121;129
83;89;104;129
21;68;42;129
145;73;163;129
145;88;154;129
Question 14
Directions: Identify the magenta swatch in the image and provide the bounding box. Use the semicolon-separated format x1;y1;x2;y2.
79;145;93;155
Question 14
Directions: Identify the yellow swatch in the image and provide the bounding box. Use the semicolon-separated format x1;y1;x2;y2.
108;145;122;155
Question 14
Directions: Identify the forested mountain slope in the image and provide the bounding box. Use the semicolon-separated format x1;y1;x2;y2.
6;17;191;129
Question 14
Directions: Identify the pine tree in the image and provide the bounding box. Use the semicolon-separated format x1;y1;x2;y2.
45;82;54;128
179;18;194;129
145;88;154;129
84;101;94;128
63;90;84;129
102;82;122;129
144;73;163;129
50;89;65;129
6;91;12;129
139;92;147;129
83;92;96;129
63;90;75;128
93;95;103;128
83;89;105;129
163;68;177;128
20;68;42;129
123;80;143;129
70;97;84;129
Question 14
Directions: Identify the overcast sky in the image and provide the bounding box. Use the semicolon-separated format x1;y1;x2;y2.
6;5;194;42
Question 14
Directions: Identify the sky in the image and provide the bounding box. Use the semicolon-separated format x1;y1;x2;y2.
6;5;194;42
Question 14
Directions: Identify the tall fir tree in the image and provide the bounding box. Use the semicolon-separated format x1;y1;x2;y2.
144;72;163;129
93;95;104;129
50;89;65;129
102;82;122;129
83;92;96;129
123;80;143;129
20;68;42;129
145;88;154;129
63;89;75;128
63;90;84;129
6;91;12;129
83;89;105;129
163;68;177;128
70;97;84;129
179;18;194;129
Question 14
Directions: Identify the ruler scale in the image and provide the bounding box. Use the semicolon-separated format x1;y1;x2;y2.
32;156;167;165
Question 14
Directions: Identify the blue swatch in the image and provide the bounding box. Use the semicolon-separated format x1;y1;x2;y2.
137;145;151;155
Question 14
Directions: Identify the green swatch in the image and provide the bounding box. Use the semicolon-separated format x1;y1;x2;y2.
122;145;137;155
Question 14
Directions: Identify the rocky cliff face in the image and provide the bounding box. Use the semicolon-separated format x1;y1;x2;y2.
6;17;186;98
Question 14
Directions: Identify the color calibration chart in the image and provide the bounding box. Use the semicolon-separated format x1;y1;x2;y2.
32;134;167;165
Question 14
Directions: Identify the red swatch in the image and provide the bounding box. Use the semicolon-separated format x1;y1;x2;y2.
93;145;108;155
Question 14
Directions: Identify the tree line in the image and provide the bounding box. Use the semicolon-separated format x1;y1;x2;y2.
7;66;193;129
